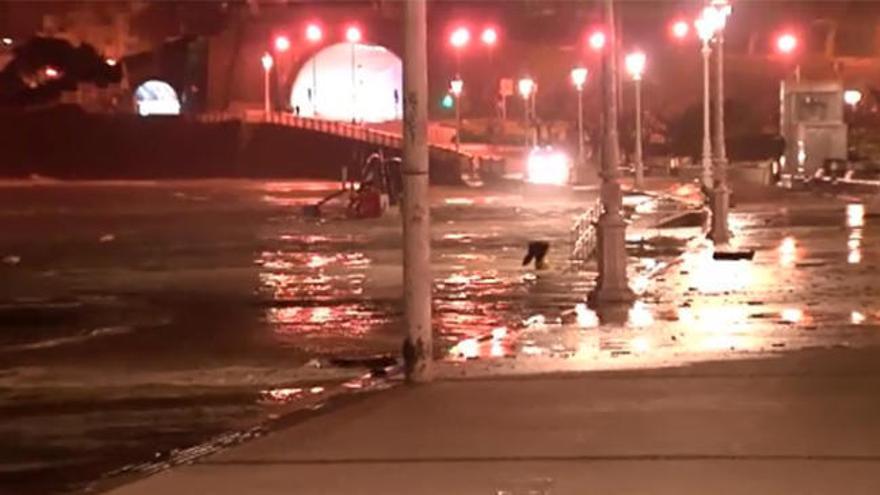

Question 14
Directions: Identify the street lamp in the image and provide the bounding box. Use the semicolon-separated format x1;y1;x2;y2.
671;20;690;40
708;0;732;244
346;26;362;123
481;26;498;64
481;27;498;46
625;51;646;190
261;52;274;116
844;89;863;108
450;77;464;151
571;67;589;182
695;8;720;192
518;77;535;148
274;35;290;53
776;32;800;81
305;23;323;116
588;31;607;52
450;27;470;75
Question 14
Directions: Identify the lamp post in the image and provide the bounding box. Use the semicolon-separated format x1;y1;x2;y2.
260;52;273;117
518;77;535;149
776;33;799;81
402;0;432;382
709;0;732;244
844;89;862;109
346;26;362;123
481;27;497;62
305;23;323;116
450;27;470;76
590;0;634;305
695;9;718;192
450;77;464;151
625;51;646;190
571;67;589;183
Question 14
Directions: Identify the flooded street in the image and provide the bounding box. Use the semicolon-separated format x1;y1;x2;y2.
2;179;878;494
0;179;602;494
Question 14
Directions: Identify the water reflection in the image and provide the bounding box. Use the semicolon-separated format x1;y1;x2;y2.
848;229;862;265
779;236;797;267
847;204;865;228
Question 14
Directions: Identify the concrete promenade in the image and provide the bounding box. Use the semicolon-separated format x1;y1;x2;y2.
108;182;880;494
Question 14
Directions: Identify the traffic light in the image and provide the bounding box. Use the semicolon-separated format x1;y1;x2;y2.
441;93;454;109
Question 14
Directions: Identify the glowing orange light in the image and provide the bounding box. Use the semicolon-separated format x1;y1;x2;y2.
588;31;606;51
450;27;470;48
345;26;362;43
671;20;689;39
44;67;60;78
274;35;290;52
305;24;322;43
481;27;498;46
777;33;797;54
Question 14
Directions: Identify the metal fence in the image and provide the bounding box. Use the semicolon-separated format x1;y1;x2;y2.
570;198;604;269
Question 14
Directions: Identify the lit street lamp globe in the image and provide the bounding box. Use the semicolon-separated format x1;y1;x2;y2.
844;90;863;108
346;26;362;44
305;24;323;43
518;78;535;99
588;31;606;51
450;27;470;48
625;51;646;81
481;27;498;46
450;78;464;96
261;52;274;71
274;35;291;52
570;67;588;90
777;33;797;54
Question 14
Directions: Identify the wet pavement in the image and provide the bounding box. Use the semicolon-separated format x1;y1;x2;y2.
0;179;612;494
440;185;880;378
3;178;878;494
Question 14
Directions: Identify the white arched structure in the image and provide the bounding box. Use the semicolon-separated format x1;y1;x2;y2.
290;42;402;123
134;80;181;116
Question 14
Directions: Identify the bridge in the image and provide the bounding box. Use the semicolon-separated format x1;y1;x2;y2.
197;110;506;186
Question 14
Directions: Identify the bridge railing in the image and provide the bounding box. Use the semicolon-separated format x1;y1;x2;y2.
197;110;473;156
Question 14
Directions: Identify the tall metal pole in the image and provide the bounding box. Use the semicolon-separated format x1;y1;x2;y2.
700;38;713;191
709;29;730;243
454;92;461;151
634;78;644;189
263;67;271;116
351;43;357;123
714;32;727;167
523;94;530;149
312;57;318;116
401;0;432;383
577;87;584;182
590;0;634;305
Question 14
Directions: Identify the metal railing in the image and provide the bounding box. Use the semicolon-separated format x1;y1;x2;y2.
570;198;604;268
197;110;476;161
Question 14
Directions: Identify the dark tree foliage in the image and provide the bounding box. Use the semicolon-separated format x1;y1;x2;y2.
0;37;122;106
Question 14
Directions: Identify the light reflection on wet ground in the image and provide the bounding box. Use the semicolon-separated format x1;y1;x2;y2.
0;180;615;493
441;193;880;377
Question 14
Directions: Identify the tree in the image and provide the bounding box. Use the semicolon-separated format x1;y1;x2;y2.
0;37;122;106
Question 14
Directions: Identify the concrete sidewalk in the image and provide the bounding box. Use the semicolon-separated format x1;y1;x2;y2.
108;348;880;494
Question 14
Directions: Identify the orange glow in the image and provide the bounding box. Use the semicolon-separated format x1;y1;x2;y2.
450;27;470;48
274;35;291;52
481;27;498;46
776;33;797;54
345;26;362;43
305;24;323;43
671;20;689;39
588;31;606;51
44;66;60;78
